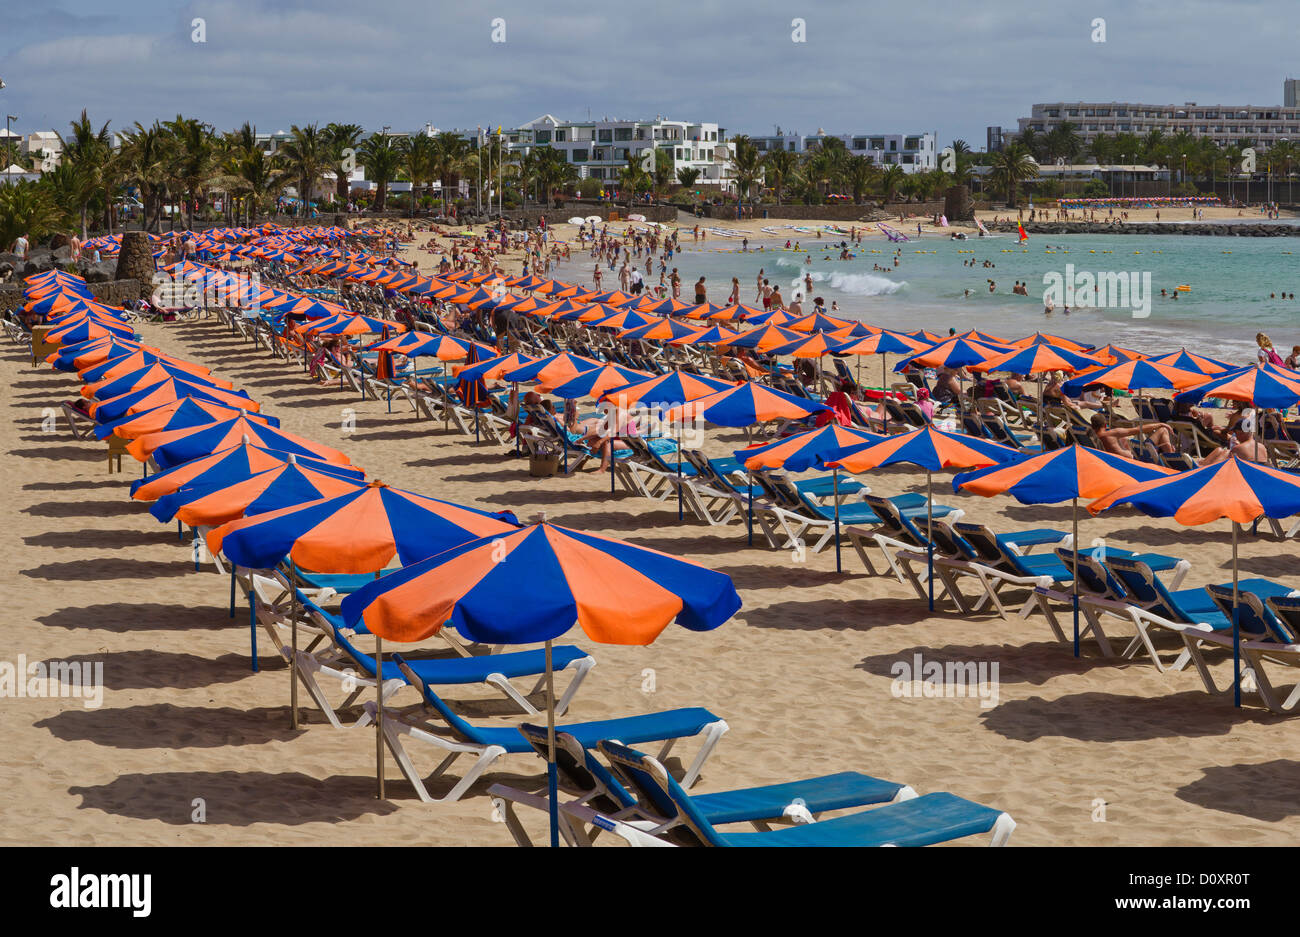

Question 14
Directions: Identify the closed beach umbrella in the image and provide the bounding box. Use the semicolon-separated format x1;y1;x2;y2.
339;522;741;842
1090;456;1300;705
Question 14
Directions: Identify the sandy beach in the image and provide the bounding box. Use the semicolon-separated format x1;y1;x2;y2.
5;262;1300;846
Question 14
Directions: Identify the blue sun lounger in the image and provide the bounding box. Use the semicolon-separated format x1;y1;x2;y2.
488;724;918;845
379;653;728;803
283;592;594;728
586;741;1015;847
1094;556;1256;672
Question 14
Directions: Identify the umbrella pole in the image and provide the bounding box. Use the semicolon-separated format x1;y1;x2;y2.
1072;498;1080;657
229;567;236;618
1233;521;1241;708
249;590;258;673
290;585;299;729
833;467;841;573
376;636;385;798
545;639;560;847
927;469;934;611
676;436;683;520
882;357;888;433
747;472;754;546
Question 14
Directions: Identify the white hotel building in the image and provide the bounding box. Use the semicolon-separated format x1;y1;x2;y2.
1017;82;1300;147
748;130;938;173
497;115;735;190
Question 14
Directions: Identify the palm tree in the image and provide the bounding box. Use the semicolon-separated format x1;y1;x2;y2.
878;163;906;202
618;153;650;202
163;116;218;229
1045;121;1083;163
276;123;330;217
57;109;113;239
727;135;763;201
650;148;675;199
762;147;799;204
0;179;67;247
119;121;171;232
530;145;575;206
323;123;364;206
1016;127;1044;162
675;166;701;189
843;154;877;203
430;132;471;210
402;133;436;215
988;144;1038;207
358;132;403;211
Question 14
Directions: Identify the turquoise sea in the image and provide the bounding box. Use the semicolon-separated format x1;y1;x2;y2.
556;229;1300;363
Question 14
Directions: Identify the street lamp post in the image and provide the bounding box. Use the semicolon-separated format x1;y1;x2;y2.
4;114;14;188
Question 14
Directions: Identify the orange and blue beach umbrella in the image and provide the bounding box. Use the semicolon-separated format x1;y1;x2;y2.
88;377;260;423
96;396;279;440
1175;363;1300;410
954;443;1175;653
1090;456;1300;706
131;441;364;502
128;415;353;470
339;521;741;846
660;381;827;428
826;426;1020;607
149;458;365;527
502;352;603;386
207;482;519;573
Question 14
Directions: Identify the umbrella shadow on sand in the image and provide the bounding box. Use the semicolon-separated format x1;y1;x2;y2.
23;480;124;492
979;690;1287;743
68;771;400;825
856;641;1116;689
8;446;106;463
740;596;935;632
32;650;258;691
24;528;175;549
1176;760;1300;822
23;499;142;518
36;703;301;749
37;602;232;633
21;558;193;581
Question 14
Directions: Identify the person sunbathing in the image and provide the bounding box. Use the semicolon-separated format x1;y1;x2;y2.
1090;413;1176;454
581;408;639;472
1199;422;1268;465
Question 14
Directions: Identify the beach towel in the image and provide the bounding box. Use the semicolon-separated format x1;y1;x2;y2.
815;391;853;427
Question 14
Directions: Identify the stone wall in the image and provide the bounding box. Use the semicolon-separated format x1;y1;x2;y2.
0;279;143;316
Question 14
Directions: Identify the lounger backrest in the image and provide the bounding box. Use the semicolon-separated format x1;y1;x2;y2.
1205;584;1294;642
1103;556;1177;618
952;522;1008;566
753;470;800;508
921;518;973;560
1054;548;1118;599
390;653;484;745
517;725;637;813
298;592;375;674
1265;595;1300;642
596;740;722;847
863;494;916;542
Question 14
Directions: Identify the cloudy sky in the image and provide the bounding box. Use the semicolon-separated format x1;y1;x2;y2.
1;0;1292;147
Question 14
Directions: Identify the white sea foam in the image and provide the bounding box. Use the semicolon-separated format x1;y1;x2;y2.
790;269;907;297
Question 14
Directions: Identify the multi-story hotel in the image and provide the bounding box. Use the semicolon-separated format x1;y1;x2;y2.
747;130;937;172
1015;80;1300;147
